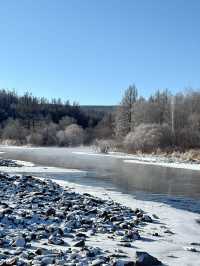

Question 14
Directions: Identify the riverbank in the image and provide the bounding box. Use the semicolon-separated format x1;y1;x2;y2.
0;159;199;265
0;172;162;266
73;150;200;171
1;145;200;171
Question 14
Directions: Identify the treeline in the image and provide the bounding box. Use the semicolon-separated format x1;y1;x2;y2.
114;85;200;152
1;87;200;152
0;90;111;146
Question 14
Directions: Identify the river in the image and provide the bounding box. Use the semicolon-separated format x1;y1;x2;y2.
0;146;200;213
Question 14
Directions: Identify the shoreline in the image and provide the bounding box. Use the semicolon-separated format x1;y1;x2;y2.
0;145;200;171
73;150;200;171
0;172;163;266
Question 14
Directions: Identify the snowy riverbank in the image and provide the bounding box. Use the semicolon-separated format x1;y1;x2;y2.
0;159;199;265
0;172;163;266
73;150;200;171
1;145;200;171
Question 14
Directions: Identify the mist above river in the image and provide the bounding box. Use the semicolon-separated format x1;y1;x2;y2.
1;146;200;213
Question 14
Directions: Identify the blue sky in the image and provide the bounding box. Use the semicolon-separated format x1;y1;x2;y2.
0;0;200;104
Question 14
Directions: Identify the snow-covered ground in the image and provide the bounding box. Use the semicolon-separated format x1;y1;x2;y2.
123;159;200;171
73;150;200;171
0;159;200;265
53;179;200;266
0;159;86;176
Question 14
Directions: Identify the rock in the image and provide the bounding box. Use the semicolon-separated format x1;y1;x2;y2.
126;229;140;240
35;248;48;255
0;172;160;266
48;235;65;245
76;232;87;238
91;259;105;266
164;229;174;235
142;215;152;223
113;260;135;266
184;246;198;252
190;242;200;246
135;251;162;266
73;239;85;247
14;238;26;247
41;256;55;265
152;214;159;219
45;207;56;216
152;232;160;237
5;257;17;265
119;243;132;248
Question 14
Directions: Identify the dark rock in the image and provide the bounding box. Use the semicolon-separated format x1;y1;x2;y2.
113;260;135;266
76;232;87;238
91;259;105;266
48;236;65;245
152;232;160;237
135;251;162;266
164;229;174;235
142;215;152;223
152;214;159;219
45;207;56;216
73;239;85;247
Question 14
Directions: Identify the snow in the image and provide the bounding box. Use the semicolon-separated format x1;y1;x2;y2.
0;159;86;176
13;159;35;167
53;178;200;266
73;150;200;171
124;159;200;171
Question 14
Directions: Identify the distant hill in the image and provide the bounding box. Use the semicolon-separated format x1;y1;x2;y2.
80;105;116;114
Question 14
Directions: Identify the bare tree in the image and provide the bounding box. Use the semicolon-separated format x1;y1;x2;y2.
115;85;138;138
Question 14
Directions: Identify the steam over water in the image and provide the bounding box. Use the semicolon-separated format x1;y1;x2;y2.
1;146;200;213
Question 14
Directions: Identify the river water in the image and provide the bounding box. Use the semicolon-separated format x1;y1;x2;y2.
1;146;200;213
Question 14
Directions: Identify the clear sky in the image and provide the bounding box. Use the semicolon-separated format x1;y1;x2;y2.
0;0;200;104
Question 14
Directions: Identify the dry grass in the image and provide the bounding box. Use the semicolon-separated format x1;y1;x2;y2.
157;148;200;162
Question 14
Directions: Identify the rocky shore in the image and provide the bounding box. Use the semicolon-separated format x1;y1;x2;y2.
0;173;162;266
0;159;23;168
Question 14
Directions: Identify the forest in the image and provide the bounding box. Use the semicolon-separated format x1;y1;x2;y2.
0;87;199;154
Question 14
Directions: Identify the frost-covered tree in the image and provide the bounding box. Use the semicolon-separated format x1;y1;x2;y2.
124;123;172;152
115;85;138;138
56;124;85;146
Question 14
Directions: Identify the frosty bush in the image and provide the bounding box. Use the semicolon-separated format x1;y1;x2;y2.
57;124;84;146
27;133;43;146
56;130;66;146
2;119;28;145
93;139;116;153
124;123;172;152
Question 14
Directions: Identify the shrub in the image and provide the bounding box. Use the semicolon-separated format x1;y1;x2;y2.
180;149;200;161
124;123;172;153
93;139;116;153
175;128;200;149
64;124;84;146
58;116;77;130
2;119;28;144
56;130;66;146
56;124;84;146
40;123;58;146
27;132;43;146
